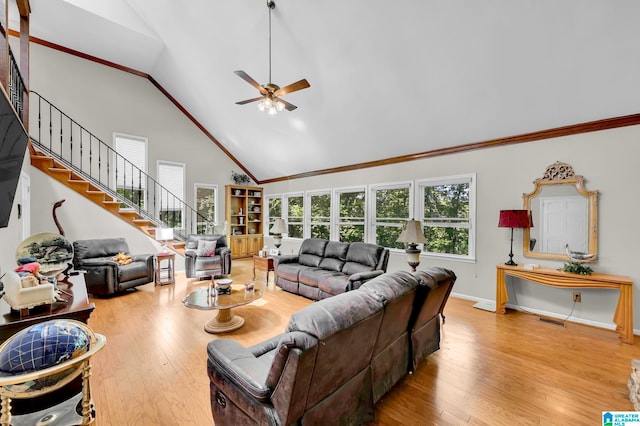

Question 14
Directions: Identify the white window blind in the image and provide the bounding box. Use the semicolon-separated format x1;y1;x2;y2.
158;162;184;208
114;135;146;188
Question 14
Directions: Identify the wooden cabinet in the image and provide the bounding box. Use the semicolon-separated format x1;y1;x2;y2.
226;185;264;259
230;235;248;258
247;235;263;255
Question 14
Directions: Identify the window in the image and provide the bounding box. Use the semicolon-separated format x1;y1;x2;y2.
195;184;217;234
266;195;282;235
417;174;475;259
114;134;147;208
157;161;185;229
285;193;304;238
307;191;331;239
335;188;366;242
370;183;411;249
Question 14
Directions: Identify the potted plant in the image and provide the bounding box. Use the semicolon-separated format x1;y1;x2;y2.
231;171;251;185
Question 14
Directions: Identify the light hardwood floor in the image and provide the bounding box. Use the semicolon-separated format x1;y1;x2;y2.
87;259;637;425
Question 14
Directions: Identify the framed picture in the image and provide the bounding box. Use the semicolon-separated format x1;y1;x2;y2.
269;249;280;256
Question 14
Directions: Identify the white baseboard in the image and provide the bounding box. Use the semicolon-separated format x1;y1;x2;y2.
450;291;638;335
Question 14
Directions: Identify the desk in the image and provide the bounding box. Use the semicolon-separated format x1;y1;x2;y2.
155;252;175;285
496;264;634;344
253;255;274;281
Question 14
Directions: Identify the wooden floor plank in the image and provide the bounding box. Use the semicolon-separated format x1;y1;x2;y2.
84;258;636;425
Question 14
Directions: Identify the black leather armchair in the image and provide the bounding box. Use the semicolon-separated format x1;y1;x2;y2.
72;238;155;296
184;234;231;280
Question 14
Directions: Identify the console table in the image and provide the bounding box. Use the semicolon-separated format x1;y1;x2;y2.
496;264;634;344
0;273;95;343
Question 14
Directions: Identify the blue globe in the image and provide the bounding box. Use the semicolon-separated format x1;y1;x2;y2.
0;320;92;375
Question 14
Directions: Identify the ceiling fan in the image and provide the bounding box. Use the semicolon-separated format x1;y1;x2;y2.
235;0;310;114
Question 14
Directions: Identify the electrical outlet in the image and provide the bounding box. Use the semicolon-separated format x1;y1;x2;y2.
573;292;581;303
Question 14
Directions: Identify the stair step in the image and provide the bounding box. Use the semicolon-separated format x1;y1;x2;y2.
119;210;140;219
102;200;122;212
30;155;54;169
68;179;90;191
47;168;73;185
86;190;106;203
132;218;152;227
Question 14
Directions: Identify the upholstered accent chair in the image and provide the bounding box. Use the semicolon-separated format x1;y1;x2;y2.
184;234;232;280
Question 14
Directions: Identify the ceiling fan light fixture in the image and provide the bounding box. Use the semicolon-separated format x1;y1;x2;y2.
234;0;310;113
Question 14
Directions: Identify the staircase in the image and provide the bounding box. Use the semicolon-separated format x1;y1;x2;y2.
27;91;214;252
29;142;190;251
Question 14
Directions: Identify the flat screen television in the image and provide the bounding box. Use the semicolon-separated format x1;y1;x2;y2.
0;89;28;228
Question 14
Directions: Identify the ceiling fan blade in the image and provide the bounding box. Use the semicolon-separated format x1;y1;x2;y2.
277;97;298;111
235;96;264;105
234;70;268;95
274;79;310;97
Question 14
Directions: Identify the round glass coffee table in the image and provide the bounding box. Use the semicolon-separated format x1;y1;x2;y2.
182;282;263;334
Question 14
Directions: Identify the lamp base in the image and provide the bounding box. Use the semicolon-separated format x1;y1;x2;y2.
405;243;421;273
505;259;517;266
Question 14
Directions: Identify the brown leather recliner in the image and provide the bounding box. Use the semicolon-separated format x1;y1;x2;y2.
410;267;457;370
72;238;154;296
206;267;456;425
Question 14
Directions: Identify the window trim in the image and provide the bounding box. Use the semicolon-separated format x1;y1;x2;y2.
305;189;332;240
157;160;186;229
265;194;283;236
284;192;305;240
264;173;476;264
368;181;413;249
416;173;476;262
332;185;367;242
194;182;218;234
112;133;148;209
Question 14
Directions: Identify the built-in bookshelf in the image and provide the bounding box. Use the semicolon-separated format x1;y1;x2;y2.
225;185;264;258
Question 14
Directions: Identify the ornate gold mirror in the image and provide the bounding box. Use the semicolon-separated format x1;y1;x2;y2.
523;161;599;261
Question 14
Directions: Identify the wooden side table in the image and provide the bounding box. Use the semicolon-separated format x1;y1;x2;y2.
253;255;274;282
155;252;175;285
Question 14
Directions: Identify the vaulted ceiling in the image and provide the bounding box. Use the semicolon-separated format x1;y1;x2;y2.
21;0;640;182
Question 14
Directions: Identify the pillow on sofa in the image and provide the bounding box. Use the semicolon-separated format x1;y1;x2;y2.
196;240;217;257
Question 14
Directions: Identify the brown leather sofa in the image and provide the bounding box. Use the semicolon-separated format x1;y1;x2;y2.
274;238;390;300
184;234;232;279
206;267;456;425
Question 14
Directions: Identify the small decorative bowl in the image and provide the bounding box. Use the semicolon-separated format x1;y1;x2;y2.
216;279;232;290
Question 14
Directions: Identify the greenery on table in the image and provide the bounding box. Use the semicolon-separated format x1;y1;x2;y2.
559;261;593;275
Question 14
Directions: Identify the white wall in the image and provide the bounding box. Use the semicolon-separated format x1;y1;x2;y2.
2;40;638;335
8;42;247;272
28;42;239;228
263;127;640;332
